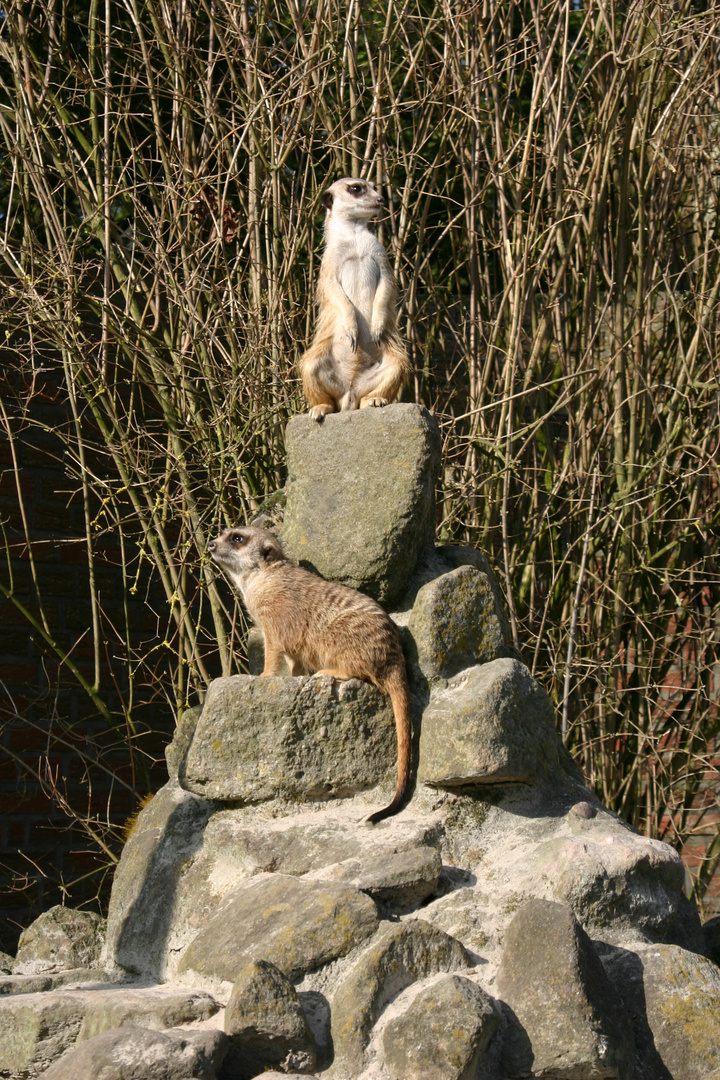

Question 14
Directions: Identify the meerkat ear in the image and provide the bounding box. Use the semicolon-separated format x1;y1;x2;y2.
259;538;280;562
321;190;334;210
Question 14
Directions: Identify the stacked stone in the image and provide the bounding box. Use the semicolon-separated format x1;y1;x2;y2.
1;405;720;1080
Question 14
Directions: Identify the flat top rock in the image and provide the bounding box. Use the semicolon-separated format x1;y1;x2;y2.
180;674;396;805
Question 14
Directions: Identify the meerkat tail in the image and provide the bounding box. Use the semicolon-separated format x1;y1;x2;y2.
367;671;412;824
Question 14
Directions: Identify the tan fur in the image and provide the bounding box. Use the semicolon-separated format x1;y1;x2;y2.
208;526;412;823
299;177;411;421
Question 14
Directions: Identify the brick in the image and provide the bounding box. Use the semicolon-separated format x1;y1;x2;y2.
0;663;38;684
5;724;52;753
5;821;26;846
0;473;35;498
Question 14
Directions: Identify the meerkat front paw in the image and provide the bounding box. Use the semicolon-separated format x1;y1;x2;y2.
308;403;334;421
344;327;358;352
371;323;387;346
360;395;388;409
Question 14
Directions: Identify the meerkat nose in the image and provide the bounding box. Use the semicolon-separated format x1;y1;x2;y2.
208;540;217;552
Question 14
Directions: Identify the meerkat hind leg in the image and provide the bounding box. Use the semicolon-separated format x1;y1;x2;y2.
301;345;343;421
356;344;408;410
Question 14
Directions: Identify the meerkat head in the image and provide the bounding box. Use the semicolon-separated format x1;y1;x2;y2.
208;526;285;581
321;177;384;223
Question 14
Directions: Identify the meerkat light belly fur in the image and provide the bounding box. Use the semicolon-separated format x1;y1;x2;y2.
208;526;412;823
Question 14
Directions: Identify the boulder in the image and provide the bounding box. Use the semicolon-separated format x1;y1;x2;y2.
437;544;513;638
282;404;441;609
0;969;111;996
0;984;220;1079
330;919;472;1076
179;674;396;804
382;974;500;1080
0;991;86;1078
422;785;688;969
40;1024;223;1080
496;900;634;1079
165;706;202;780
406;565;512;678
418;659;561;787
76;987;219;1042
543;827;685;937
13;908;105;976
223;960;317;1078
309;843;441;908
601;942;720;1080
103;782;217;979
179;873;378;983
0;955;12;977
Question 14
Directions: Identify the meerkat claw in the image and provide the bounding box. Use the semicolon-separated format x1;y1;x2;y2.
308;404;333;421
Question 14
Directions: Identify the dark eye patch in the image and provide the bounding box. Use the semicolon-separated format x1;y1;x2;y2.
347;183;365;195
230;533;245;545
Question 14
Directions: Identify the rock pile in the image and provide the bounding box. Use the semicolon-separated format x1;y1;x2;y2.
2;403;719;1080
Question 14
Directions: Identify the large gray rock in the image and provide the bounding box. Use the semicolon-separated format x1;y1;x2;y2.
282;404;441;608
330;920;472;1076
382;975;500;1080
0;991;85;1078
103;782;217;979
0;956;12;977
423;785;687;973
418;659;561;787
437;544;512;635
40;1024;223;1080
407;565;512;679
76;987;219;1042
496;900;634;1079
601;942;720;1080
310;842;441;908
0;984;220;1079
179;873;378;983
13;908;105;976
180;674;396;803
224;960;317;1078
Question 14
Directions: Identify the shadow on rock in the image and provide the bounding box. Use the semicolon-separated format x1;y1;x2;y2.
108;786;216;979
596;943;673;1080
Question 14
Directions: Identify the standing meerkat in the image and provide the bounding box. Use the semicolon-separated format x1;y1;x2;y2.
299;177;411;421
208;526;412;824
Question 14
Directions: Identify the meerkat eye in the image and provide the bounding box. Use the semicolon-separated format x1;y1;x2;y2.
347;183;365;196
230;534;245;545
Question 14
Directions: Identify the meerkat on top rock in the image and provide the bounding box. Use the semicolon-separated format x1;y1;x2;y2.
299;177;411;420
